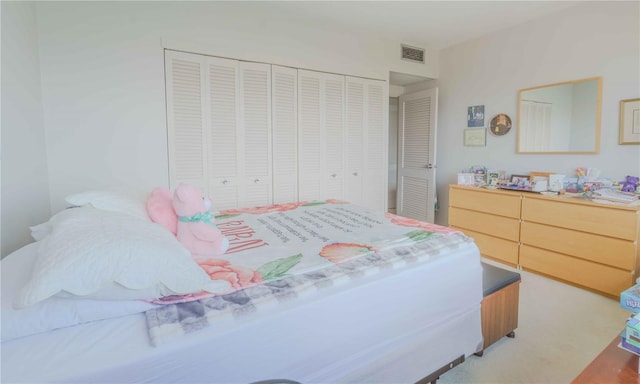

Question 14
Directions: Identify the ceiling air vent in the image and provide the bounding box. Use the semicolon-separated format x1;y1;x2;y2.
401;44;425;64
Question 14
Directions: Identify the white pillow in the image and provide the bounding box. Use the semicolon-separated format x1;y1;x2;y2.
29;222;52;241
15;206;230;308
64;190;151;221
1;243;158;341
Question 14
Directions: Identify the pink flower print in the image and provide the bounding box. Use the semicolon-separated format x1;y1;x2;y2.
319;243;376;263
220;202;306;215
326;198;348;204
197;258;263;290
385;212;456;234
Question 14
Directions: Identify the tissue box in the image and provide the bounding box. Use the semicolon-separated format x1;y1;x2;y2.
620;284;640;313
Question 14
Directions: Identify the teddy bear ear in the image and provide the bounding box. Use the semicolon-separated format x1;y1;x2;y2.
175;183;189;202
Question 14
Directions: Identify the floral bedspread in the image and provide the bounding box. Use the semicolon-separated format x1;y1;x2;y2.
145;200;473;346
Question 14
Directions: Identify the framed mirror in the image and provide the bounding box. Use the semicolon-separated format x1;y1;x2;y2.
517;77;602;154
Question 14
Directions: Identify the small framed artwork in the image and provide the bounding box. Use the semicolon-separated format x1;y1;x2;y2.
487;170;500;185
510;174;530;185
457;173;475;185
464;128;486;147
529;171;554;181
619;98;640;145
467;105;485;127
489;113;512;136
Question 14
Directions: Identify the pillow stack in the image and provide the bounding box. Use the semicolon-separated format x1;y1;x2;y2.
16;191;230;308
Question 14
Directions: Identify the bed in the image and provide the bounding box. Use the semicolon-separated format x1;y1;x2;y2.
1;193;483;383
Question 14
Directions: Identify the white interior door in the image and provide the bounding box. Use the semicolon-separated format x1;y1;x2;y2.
396;88;438;222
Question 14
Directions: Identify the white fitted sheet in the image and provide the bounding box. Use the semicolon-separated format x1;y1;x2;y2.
2;241;482;383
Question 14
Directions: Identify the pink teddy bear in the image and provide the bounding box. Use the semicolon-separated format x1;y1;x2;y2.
146;187;178;235
173;183;229;257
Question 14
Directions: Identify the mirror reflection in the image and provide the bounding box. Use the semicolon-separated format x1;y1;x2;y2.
517;77;601;154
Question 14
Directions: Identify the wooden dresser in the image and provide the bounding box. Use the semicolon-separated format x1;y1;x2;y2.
449;185;640;298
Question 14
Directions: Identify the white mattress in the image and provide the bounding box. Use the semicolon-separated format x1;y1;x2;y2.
2;241;482;383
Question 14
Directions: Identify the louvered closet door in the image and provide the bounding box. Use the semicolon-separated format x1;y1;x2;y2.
298;70;345;202
206;60;271;209
271;65;298;204
323;74;346;201
345;77;387;211
166;50;207;192
298;70;322;201
362;79;386;211
345;79;364;205
205;56;240;209
239;62;272;208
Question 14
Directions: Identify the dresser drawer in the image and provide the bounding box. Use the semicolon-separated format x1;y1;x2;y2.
449;187;521;218
520;245;633;297
520;221;636;270
453;227;519;266
521;196;639;240
449;207;520;242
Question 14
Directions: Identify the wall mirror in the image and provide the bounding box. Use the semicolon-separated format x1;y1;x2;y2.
517;77;601;154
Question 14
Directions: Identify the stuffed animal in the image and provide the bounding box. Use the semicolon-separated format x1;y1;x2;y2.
621;175;640;193
173;183;229;257
146;187;178;235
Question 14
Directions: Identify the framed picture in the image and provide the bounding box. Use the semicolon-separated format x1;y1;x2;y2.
487;170;500;185
489;113;512;136
457;173;475;185
510;174;530;185
619;98;640;145
529;171;554;181
467;105;485;127
464;128;486;147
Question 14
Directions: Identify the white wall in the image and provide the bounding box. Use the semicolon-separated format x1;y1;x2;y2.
434;1;640;225
4;1;638;256
1;2;51;257
34;1;438;214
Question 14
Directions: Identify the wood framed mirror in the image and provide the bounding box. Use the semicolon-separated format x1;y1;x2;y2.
517;77;602;154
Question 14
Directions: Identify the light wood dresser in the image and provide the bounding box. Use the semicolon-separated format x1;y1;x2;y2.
449;185;640;298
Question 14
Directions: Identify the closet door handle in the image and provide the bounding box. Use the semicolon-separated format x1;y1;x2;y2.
331;174;337;178
222;179;229;185
254;179;260;183
353;172;358;176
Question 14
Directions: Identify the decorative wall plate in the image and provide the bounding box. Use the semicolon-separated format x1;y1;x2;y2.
489;113;512;136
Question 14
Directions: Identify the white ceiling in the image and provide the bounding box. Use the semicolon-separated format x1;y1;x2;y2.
268;1;581;49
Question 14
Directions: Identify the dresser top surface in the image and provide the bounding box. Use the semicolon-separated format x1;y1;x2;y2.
450;185;640;212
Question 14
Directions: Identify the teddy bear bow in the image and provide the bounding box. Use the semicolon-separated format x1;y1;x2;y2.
178;211;216;227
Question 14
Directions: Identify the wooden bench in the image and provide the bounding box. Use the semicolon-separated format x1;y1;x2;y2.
475;262;521;356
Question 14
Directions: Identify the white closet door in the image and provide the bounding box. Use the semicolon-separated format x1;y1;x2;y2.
205;56;240;209
363;79;386;211
239;62;272;208
298;70;345;202
166;51;207;192
345;79;364;205
323;73;345;201
298;70;323;201
345;77;387;211
168;52;271;210
272;65;298;204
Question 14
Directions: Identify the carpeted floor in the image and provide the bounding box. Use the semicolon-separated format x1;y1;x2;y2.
438;260;630;384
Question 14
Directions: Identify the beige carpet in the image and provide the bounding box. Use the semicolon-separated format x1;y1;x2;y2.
438;260;631;384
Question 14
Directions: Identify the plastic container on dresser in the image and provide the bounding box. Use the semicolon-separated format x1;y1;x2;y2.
448;184;640;298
